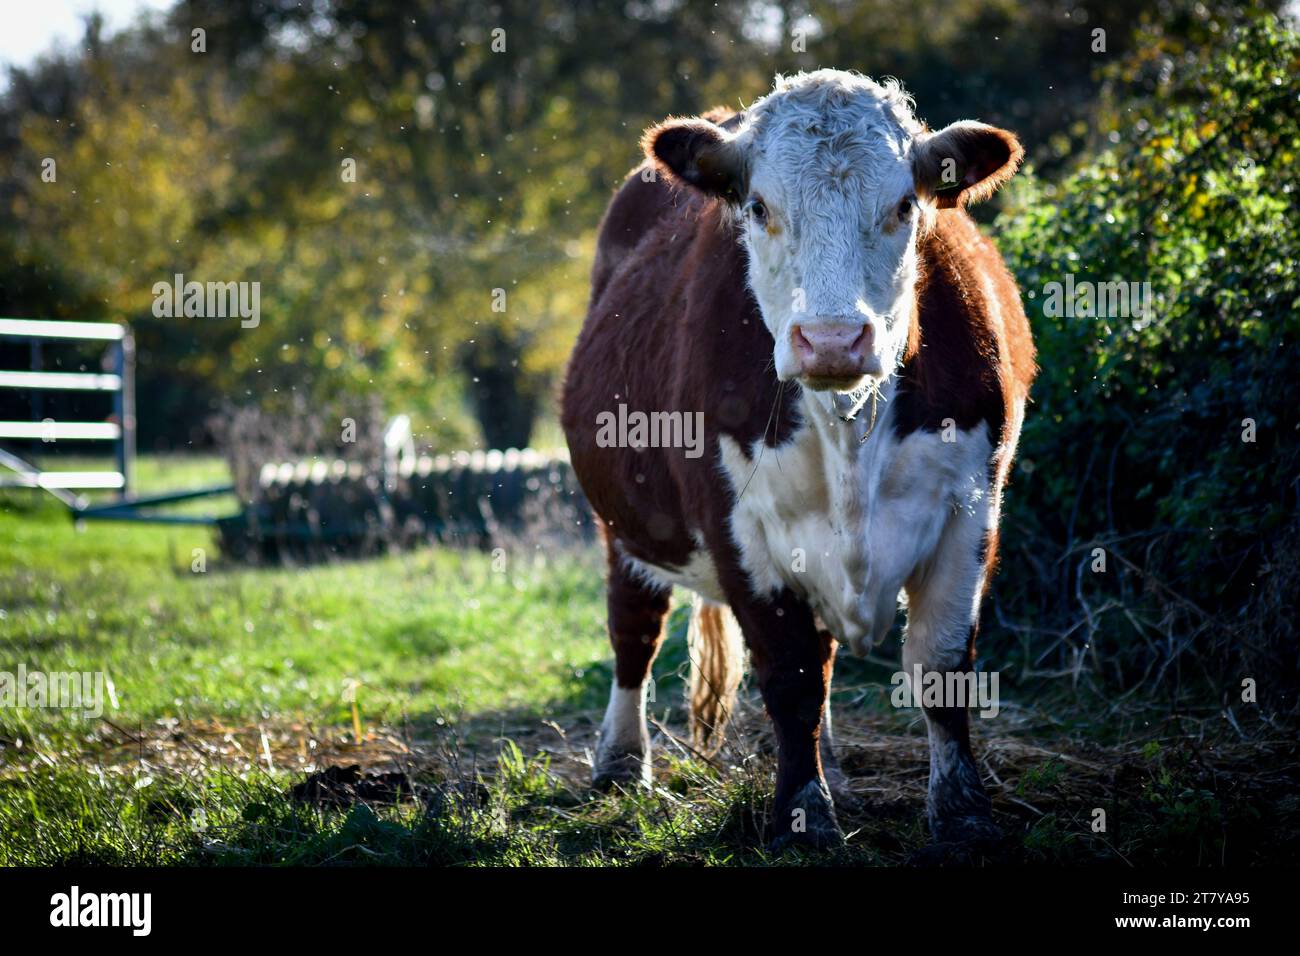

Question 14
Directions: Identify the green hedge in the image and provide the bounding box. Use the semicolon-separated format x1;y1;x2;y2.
990;14;1299;706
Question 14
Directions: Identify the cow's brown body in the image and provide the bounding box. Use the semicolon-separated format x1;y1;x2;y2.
562;93;1035;847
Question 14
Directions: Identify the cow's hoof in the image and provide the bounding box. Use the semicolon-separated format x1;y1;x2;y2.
929;812;1003;846
591;749;651;791
767;824;844;853
769;780;843;852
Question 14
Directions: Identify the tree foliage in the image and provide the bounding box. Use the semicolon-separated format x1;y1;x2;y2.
4;0;1259;448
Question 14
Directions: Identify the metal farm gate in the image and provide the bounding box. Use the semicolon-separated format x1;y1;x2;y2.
1;317;591;560
0;318;137;504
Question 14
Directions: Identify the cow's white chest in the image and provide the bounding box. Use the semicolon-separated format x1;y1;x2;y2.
717;393;994;655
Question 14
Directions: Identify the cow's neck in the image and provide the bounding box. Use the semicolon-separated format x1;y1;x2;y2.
796;376;897;456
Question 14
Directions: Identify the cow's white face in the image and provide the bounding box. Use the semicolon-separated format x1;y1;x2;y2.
737;84;922;393
646;70;1022;401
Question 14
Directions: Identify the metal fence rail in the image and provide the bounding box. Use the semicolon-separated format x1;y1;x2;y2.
0;317;135;500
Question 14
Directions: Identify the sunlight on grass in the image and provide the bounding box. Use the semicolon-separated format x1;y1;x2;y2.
1;476;610;739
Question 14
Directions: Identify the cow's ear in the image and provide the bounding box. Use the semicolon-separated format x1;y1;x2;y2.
642;117;748;202
914;121;1023;209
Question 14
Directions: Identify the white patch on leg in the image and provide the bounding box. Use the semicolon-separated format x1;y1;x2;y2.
594;682;653;786
598;683;647;756
901;429;998;677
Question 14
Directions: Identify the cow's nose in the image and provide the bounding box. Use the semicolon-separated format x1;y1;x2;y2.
790;320;873;384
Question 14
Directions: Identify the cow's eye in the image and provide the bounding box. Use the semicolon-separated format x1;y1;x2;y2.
897;195;916;222
745;196;768;226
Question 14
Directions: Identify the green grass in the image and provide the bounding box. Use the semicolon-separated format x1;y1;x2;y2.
1;456;1296;866
3;455;614;725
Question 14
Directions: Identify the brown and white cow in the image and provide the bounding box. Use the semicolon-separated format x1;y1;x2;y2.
561;70;1035;847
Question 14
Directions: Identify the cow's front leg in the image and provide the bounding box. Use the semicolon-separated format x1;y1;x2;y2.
735;592;841;849
904;527;1001;844
592;547;671;789
908;640;999;844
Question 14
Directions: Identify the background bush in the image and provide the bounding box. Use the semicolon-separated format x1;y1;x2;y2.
992;14;1299;709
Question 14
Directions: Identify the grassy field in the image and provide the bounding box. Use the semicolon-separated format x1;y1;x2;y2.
1;456;1296;866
